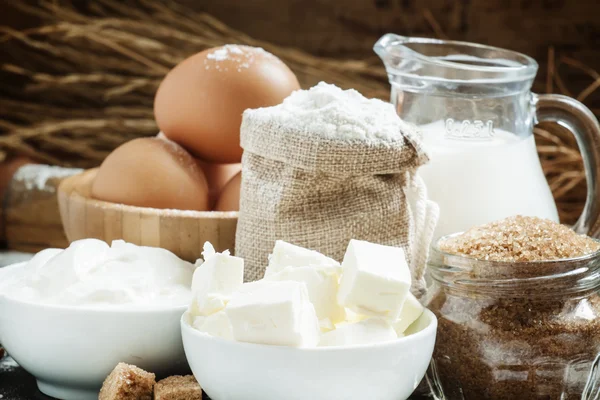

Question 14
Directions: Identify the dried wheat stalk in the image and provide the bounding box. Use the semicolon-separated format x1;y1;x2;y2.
0;0;598;224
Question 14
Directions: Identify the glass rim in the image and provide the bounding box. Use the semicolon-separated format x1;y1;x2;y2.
429;233;600;295
431;232;600;268
375;34;539;83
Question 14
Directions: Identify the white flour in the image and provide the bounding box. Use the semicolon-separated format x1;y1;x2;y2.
13;164;82;192
206;44;244;61
243;82;405;141
0;356;18;372
204;45;281;72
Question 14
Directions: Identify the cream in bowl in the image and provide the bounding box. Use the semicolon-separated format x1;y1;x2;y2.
0;239;197;400
182;240;437;400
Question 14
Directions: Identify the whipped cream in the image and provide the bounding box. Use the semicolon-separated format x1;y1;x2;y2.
1;239;195;307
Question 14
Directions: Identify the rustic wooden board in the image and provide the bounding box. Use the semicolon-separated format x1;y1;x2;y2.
192;0;599;107
2;0;597;67
192;0;599;58
1;165;79;252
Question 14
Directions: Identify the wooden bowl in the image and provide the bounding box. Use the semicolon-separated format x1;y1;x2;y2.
57;168;238;262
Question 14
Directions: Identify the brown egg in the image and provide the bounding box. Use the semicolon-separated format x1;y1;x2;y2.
197;160;241;207
154;45;301;163
92;137;209;211
215;171;241;211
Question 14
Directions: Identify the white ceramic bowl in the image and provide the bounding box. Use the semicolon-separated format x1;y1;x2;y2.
182;309;437;400
0;284;189;400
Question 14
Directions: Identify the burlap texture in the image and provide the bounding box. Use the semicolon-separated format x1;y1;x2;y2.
236;113;428;282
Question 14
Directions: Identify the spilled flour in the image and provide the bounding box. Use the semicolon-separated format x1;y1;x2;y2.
13;164;82;192
203;44;282;72
0;356;18;372
0;356;20;399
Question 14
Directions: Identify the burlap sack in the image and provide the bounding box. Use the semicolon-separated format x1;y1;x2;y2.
235;113;429;282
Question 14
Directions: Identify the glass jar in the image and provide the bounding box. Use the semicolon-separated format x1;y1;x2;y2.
374;34;600;240
426;236;600;400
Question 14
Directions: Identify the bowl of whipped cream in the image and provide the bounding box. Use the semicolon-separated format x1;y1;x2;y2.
181;240;437;400
0;239;196;400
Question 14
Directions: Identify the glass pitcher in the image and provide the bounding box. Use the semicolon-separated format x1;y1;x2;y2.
374;34;600;238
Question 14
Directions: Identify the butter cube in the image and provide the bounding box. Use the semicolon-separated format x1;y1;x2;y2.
319;318;397;347
319;318;335;333
337;240;411;320
265;241;339;276
192;310;233;340
264;265;345;324
393;292;425;335
189;242;244;316
225;281;319;347
189;293;229;317
343;308;368;324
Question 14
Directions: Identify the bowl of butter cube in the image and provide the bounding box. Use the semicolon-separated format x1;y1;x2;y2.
181;239;437;400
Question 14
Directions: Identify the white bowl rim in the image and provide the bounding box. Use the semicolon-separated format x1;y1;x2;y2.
0;261;27;272
1;294;189;314
0;262;190;314
181;308;437;352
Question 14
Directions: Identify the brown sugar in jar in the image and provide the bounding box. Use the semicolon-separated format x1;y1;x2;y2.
427;216;600;400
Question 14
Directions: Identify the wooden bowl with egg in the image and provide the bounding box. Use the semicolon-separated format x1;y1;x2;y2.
57;168;238;262
57;44;302;262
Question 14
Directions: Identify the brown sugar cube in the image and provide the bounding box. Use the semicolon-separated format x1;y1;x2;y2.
99;362;156;400
154;375;202;400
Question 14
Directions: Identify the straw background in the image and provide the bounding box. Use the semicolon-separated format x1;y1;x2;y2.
0;0;599;225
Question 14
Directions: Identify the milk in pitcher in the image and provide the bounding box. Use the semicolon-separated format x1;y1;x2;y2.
417;120;559;239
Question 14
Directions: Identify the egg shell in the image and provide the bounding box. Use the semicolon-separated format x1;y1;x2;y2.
155;45;301;163
91;137;210;211
197;160;241;207
215;171;241;212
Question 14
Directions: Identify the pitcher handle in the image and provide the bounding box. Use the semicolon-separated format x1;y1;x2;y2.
534;93;600;237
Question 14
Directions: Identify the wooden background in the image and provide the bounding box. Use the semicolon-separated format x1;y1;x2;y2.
197;0;599;100
0;0;598;250
2;0;599;96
